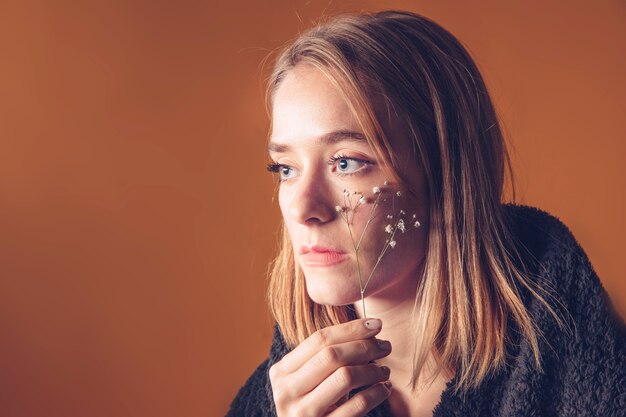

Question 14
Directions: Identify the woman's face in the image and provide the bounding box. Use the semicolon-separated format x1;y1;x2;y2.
269;64;429;309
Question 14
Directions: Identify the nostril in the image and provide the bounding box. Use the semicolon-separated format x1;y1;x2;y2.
288;192;336;225
284;173;339;225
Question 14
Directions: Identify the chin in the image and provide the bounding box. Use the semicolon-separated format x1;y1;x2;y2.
304;275;362;306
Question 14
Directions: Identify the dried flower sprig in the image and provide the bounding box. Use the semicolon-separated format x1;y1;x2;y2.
335;181;421;318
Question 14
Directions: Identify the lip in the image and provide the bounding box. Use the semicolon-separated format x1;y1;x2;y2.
299;245;349;267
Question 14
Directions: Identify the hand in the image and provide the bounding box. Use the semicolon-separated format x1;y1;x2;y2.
269;318;392;417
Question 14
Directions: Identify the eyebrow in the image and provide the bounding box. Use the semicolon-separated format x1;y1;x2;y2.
268;130;367;153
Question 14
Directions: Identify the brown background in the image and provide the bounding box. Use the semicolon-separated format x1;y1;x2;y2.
0;1;624;416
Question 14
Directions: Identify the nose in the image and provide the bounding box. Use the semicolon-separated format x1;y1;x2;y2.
287;173;336;225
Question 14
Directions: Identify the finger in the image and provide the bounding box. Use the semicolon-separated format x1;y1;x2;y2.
335;393;349;407
328;381;392;417
290;338;392;395
327;392;349;413
304;364;390;415
277;318;383;375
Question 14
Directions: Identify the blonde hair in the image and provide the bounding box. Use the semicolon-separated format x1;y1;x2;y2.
266;10;562;394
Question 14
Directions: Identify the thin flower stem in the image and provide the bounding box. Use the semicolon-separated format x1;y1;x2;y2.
363;220;400;293
350;222;366;318
346;192;356;223
350;192;382;318
361;291;367;319
344;193;364;298
355;193;382;252
338;185;409;319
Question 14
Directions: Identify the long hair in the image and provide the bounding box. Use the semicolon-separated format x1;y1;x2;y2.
265;10;562;394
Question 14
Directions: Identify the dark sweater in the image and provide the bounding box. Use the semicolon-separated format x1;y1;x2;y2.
227;205;626;416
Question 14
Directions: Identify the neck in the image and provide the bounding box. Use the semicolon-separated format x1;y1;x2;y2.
353;289;453;417
351;260;451;387
352;267;422;383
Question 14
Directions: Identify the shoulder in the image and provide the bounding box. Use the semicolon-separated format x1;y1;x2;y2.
501;203;623;323
502;203;583;263
501;203;598;296
502;203;626;361
499;204;626;415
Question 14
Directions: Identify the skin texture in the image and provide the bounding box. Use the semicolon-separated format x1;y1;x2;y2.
268;318;393;416
268;65;449;416
269;64;428;311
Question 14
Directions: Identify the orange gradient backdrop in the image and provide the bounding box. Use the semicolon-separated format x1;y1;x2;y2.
0;1;624;416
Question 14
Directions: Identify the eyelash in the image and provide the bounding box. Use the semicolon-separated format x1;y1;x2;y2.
326;154;373;176
266;154;373;182
266;163;286;174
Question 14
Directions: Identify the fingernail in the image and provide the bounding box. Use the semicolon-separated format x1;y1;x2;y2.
364;319;382;330
383;381;392;390
380;366;390;377
377;340;391;351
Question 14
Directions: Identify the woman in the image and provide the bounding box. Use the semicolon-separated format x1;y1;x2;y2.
228;10;626;417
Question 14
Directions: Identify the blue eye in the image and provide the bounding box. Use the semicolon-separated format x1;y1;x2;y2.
280;166;295;179
267;154;373;181
328;155;372;175
266;163;298;181
337;158;358;172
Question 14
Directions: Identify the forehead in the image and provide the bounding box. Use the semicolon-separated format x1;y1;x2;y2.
270;65;360;143
269;64;423;193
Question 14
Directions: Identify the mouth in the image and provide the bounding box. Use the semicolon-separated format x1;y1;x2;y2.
298;245;349;267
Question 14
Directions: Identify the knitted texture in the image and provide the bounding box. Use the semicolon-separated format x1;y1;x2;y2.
226;205;626;416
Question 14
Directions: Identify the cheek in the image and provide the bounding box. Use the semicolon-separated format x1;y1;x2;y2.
277;188;288;217
277;186;294;223
356;197;425;253
335;202;390;260
277;188;298;240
